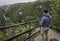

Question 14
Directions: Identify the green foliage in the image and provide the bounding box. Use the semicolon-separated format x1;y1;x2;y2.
0;0;60;41
50;0;60;32
6;2;42;23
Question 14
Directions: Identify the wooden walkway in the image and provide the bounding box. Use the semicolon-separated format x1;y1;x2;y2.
34;29;60;41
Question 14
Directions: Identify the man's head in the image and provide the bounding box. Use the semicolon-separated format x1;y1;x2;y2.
43;10;48;13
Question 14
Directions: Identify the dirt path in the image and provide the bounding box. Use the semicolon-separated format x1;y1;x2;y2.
34;29;60;41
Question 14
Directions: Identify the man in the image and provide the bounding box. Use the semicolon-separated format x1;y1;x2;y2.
40;10;52;41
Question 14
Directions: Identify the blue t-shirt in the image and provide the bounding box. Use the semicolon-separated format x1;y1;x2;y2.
40;13;52;28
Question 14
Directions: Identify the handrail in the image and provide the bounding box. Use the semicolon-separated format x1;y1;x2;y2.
0;19;40;29
23;30;40;41
3;26;40;41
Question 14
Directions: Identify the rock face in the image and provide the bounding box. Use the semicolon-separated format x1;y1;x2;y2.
0;4;10;11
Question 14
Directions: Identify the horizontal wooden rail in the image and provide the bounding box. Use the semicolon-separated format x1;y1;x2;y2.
23;30;40;41
0;19;40;29
3;26;40;41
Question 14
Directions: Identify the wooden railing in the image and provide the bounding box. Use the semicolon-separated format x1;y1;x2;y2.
0;19;40;29
0;19;41;41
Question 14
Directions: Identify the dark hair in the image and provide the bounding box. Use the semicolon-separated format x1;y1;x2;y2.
43;10;48;13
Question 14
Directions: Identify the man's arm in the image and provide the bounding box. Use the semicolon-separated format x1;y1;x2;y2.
39;17;44;26
48;13;52;20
